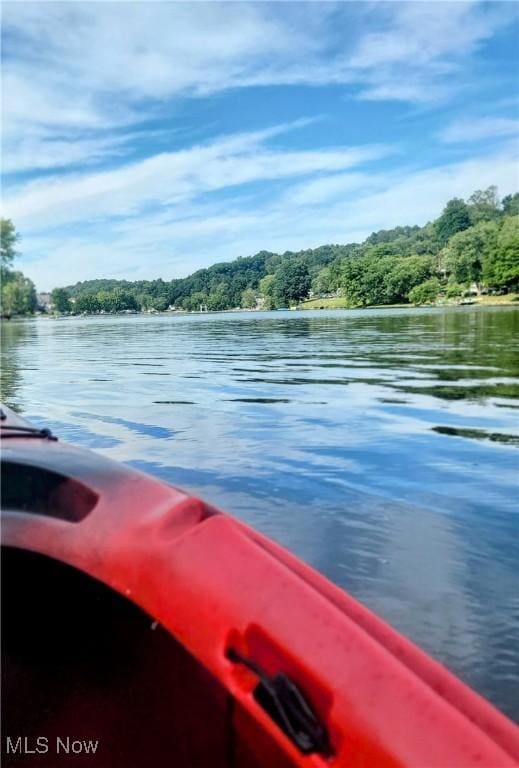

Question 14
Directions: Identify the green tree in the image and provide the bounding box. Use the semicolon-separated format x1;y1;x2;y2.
258;274;275;309
384;256;434;303
445;277;464;298
0;218;20;268
467;186;500;225
341;251;400;307
409;277;441;305
312;267;333;295
443;221;499;291
207;282;231;311
273;262;310;306
182;292;208;311
241;288;257;309
96;290;114;312
74;293;101;313
150;295;169;312
1;272;37;316
501;193;519;217
194;292;208;311
51;287;71;313
435;198;471;245
111;289;138;312
2;281;24;316
361;255;395;305
93;289;137;312
340;256;368;307
137;293;153;311
482;216;519;289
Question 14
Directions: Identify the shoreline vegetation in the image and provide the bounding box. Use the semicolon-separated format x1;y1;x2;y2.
299;293;519;311
28;291;519;319
2;186;518;319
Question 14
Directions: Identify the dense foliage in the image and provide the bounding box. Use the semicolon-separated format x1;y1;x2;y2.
0;219;37;317
1;218;19;268
8;186;519;317
59;246;340;313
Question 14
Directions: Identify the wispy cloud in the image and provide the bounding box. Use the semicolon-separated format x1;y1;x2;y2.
340;2;510;102
4;123;391;228
2;2;514;174
439;116;519;143
1;129;142;175
1;4;316;131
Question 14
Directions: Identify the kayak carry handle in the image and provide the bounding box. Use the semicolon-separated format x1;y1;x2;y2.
227;648;332;757
0;424;58;441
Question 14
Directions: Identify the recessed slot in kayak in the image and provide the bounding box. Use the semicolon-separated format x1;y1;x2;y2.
1;461;98;522
227;648;332;756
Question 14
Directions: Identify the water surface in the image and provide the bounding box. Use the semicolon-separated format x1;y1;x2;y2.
2;306;518;720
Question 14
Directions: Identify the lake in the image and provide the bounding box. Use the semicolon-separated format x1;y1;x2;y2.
2;306;518;721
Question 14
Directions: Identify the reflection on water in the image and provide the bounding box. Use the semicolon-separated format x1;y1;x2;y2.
1;306;518;721
431;425;519;445
0;320;36;410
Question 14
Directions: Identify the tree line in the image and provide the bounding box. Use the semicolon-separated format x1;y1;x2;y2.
1;186;518;318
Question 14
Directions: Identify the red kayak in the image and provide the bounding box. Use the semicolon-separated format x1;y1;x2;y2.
1;404;518;767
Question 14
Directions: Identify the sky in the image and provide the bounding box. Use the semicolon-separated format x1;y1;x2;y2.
1;1;518;291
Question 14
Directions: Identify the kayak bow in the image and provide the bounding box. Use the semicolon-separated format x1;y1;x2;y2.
1;404;518;767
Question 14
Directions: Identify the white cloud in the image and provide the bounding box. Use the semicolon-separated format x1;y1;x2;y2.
439;116;519;143
2;1;514;175
338;147;518;230
1;130;142;174
350;3;492;70
346;1;510;102
1;3;308;173
3;123;391;228
282;171;375;207
1;3;314;124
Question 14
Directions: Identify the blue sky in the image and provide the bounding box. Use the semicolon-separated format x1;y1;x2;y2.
2;1;518;291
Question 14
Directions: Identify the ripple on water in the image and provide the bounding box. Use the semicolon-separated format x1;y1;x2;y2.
224;397;292;404
153;400;195;405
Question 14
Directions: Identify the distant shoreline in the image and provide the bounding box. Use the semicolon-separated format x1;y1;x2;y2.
2;295;516;321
